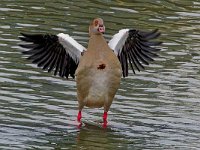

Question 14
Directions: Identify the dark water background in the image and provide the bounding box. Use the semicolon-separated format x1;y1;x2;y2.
0;0;200;149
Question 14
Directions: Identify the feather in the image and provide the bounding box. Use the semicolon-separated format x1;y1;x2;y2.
19;32;86;78
109;28;161;77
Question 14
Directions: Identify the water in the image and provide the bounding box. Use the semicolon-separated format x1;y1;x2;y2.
0;0;200;149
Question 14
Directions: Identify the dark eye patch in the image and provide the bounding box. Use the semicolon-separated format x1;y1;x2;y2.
94;20;99;26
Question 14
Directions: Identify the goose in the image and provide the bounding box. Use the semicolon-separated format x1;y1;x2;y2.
19;18;161;127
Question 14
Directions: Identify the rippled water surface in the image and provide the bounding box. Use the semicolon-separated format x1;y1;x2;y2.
1;0;200;149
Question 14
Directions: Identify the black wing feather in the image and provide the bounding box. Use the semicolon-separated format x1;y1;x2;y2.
130;48;145;70
118;29;161;77
127;53;136;74
19;33;78;78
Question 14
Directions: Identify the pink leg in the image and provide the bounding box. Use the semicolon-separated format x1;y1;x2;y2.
77;110;82;122
102;111;108;128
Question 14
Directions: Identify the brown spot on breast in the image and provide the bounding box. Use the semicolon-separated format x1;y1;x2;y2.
97;63;106;70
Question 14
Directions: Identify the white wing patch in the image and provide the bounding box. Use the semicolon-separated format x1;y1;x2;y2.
108;29;129;55
58;33;86;63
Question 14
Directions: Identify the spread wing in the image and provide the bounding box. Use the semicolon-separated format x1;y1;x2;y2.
19;33;86;78
108;29;162;77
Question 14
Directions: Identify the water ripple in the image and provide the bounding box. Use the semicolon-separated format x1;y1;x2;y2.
0;0;200;149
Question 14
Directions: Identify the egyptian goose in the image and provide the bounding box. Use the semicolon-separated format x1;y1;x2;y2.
19;18;161;127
